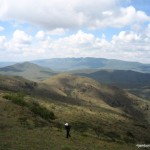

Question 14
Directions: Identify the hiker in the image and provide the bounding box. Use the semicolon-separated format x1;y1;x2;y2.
64;123;71;138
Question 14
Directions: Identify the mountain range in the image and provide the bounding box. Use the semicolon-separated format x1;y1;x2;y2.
1;58;150;73
32;57;150;73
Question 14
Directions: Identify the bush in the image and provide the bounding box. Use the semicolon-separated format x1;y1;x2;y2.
30;102;55;121
3;93;27;107
3;93;55;122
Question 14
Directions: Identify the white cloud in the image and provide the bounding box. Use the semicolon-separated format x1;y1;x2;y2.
94;6;150;28
35;30;46;41
5;30;32;54
0;0;149;29
0;36;6;50
12;30;32;44
0;28;150;63
102;11;113;16
0;26;4;31
112;31;141;42
48;28;65;35
0;36;6;43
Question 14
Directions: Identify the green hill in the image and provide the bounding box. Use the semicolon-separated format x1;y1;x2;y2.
0;62;56;81
0;74;150;150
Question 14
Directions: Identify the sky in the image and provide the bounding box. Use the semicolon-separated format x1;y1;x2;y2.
0;0;150;63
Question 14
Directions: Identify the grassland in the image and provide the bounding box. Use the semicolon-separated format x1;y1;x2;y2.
0;74;150;150
0;95;142;150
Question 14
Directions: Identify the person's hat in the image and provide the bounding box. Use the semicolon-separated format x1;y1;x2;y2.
65;123;69;126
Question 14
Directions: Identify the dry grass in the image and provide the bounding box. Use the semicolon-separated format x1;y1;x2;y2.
0;97;139;150
0;74;150;149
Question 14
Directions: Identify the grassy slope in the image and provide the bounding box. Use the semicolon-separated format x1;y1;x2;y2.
76;69;150;100
0;96;139;150
42;74;150;121
0;74;150;149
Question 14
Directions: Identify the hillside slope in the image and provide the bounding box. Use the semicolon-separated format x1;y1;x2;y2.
0;74;150;149
77;69;150;88
0;96;140;150
42;74;150;122
76;69;150;100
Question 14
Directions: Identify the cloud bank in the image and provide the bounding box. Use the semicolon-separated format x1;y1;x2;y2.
0;0;149;29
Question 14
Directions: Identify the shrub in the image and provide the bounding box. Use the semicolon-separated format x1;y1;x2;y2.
30;102;55;121
3;93;55;122
3;93;27;107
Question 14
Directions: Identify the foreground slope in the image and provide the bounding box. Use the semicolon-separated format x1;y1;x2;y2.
0;96;139;150
0;74;150;149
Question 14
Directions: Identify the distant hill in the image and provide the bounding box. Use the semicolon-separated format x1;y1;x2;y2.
77;69;150;88
32;57;150;73
0;62;56;81
76;69;150;100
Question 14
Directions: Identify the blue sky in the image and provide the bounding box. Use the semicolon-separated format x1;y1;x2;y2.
0;0;150;63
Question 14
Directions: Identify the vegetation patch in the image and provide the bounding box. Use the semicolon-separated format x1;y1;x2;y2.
30;102;55;121
3;93;55;121
3;93;28;107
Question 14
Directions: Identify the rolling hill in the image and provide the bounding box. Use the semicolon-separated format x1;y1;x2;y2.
0;62;56;81
0;61;149;100
42;73;150;121
32;57;150;73
0;74;150;150
76;69;150;100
